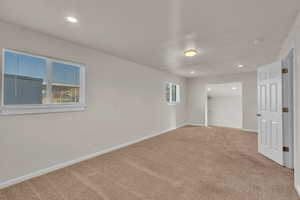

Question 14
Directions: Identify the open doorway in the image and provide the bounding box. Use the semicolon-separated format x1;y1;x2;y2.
205;82;243;129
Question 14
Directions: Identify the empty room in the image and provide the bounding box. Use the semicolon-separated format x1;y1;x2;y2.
0;0;300;199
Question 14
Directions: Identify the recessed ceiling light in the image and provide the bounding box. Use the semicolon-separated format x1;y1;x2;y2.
190;71;195;74
184;49;197;57
65;16;78;23
207;88;212;91
232;87;237;90
253;38;264;45
237;64;244;68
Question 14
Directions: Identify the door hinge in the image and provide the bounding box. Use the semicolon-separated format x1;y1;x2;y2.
283;146;289;152
283;107;289;112
282;68;288;74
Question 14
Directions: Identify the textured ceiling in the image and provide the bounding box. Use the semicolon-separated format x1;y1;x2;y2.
0;0;299;77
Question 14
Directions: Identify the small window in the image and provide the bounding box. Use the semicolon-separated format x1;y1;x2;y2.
166;82;180;104
1;49;86;115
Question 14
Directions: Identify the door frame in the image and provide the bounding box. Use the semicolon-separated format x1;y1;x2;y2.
282;48;296;168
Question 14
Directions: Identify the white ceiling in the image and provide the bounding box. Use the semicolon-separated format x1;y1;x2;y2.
207;82;242;97
0;0;299;77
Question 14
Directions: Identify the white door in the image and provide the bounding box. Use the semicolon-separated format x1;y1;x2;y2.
257;62;283;165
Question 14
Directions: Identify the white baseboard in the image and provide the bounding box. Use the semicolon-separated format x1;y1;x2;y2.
295;184;300;198
241;128;257;133
187;123;257;134
0;123;187;189
188;123;205;127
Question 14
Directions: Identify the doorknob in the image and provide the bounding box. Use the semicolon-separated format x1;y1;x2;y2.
256;114;261;117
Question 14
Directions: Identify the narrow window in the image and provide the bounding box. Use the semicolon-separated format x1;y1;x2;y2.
165;82;180;104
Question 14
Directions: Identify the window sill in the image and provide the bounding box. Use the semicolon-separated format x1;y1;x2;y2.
0;104;86;115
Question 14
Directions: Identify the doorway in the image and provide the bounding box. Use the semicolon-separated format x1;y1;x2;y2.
205;82;243;129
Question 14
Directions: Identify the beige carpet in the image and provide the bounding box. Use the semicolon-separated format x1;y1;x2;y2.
0;126;299;200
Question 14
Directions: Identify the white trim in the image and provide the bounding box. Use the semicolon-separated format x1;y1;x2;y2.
295;184;300;198
50;83;80;87
1;49;4;106
188;123;206;127
292;44;297;171
204;85;208;126
0;123;187;189
241;128;257;133
0;104;85;115
197;124;257;133
281;48;295;169
188;123;257;133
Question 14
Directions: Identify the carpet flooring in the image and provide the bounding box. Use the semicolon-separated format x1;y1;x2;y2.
0;126;299;200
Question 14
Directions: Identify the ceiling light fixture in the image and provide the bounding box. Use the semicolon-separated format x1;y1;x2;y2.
190;71;195;74
237;64;244;68
232;87;237;90
184;49;197;57
253;38;264;45
65;16;78;23
207;88;212;91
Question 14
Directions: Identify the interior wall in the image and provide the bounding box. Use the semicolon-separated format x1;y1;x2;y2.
187;71;257;130
208;96;243;129
0;21;187;184
279;11;300;195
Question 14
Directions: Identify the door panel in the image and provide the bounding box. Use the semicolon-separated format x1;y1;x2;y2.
257;62;283;165
260;119;267;147
260;85;267;111
271;121;279;150
270;83;278;112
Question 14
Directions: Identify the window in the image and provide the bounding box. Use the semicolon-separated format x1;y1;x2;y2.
166;82;180;104
51;62;80;104
1;49;86;115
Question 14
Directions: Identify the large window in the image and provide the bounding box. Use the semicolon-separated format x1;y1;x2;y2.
166;82;180;104
1;49;85;115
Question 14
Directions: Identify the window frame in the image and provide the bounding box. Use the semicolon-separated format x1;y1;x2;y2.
1;48;86;115
165;82;180;105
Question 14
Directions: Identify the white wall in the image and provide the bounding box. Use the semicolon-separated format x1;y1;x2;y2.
0;21;187;185
187;71;257;130
208;96;243;129
279;12;300;195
